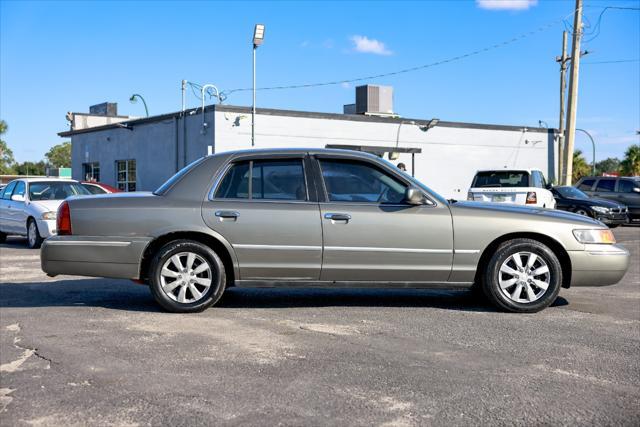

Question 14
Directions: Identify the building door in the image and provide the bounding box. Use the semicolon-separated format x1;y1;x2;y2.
202;156;322;281
315;157;454;282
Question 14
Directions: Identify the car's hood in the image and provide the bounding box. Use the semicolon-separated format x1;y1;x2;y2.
30;200;63;213
451;201;602;226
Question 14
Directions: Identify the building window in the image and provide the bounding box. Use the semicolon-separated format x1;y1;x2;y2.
116;160;136;192
83;162;100;182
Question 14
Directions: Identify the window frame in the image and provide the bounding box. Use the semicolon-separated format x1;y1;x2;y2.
210;155;312;203
314;155;436;207
83;162;100;182
115;159;137;192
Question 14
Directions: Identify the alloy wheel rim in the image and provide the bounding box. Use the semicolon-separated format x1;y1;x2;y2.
28;222;37;246
160;252;213;304
498;251;550;304
576;210;588;216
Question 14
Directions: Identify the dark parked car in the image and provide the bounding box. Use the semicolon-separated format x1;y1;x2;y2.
551;186;628;228
575;176;640;223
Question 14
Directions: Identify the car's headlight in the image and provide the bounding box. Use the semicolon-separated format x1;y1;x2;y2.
573;229;616;244
591;206;609;214
41;211;57;220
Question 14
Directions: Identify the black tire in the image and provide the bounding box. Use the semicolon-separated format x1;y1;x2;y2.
482;238;562;313
27;218;43;249
148;240;226;313
0;231;6;243
608;224;620;229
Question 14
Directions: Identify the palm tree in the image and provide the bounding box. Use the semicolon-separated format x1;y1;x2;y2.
572;150;591;183
621;144;640;176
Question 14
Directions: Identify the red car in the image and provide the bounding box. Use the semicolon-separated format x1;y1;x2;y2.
80;181;120;194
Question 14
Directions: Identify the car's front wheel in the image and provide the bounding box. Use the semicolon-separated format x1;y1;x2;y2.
27;219;43;249
482;238;562;313
149;240;226;313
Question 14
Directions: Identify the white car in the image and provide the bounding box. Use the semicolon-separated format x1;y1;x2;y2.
0;178;91;248
467;169;556;209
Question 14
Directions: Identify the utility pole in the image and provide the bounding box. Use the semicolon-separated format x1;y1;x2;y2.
556;31;568;184
563;0;583;185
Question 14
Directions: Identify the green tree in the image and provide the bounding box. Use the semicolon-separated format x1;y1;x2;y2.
572;150;591;183
45;141;71;168
0;120;16;174
620;144;640;176
595;157;621;176
14;161;47;176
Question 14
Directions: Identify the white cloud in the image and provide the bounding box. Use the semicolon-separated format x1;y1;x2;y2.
476;0;538;11
350;35;392;56
341;82;351;89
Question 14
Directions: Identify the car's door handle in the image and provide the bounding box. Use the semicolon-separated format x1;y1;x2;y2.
215;210;240;220
324;213;351;222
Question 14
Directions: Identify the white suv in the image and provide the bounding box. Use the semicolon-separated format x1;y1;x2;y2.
467;169;556;209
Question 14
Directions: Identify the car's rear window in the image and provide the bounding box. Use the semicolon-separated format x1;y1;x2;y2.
154;157;205;195
472;171;529;188
577;179;595;191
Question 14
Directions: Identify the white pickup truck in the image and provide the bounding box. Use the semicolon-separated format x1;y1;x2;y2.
467;169;556;208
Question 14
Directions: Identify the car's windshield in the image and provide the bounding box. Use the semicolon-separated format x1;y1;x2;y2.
154;157;206;195
555;186;589;199
473;171;529;188
28;181;90;201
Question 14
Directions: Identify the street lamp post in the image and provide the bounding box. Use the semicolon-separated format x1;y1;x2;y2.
252;24;265;147
200;84;220;133
576;128;596;175
129;94;149;117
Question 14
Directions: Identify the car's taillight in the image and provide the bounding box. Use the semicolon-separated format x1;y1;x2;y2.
526;191;537;204
57;201;72;235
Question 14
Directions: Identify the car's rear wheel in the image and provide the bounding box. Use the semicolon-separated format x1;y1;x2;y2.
149;240;226;313
482;238;562;313
27;219;43;249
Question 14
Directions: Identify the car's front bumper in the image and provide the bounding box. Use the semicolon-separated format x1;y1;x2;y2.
41;235;152;279
36;219;57;238
568;243;630;287
595;213;629;226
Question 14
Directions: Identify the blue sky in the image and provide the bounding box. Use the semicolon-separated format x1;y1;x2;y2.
1;0;638;163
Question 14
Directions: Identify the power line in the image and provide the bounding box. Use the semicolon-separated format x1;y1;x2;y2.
218;11;581;98
582;58;640;64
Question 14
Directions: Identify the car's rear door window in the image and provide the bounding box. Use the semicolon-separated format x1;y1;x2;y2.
595;179;616;192
578;179;595;191
215;159;307;201
319;159;407;203
617;180;639;193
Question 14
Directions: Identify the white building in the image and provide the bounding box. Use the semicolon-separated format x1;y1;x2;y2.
60;88;555;198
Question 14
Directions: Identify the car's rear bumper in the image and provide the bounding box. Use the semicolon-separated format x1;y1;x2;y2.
568;244;630;287
41;235;152;279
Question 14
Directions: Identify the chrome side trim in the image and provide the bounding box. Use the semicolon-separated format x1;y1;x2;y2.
44;240;132;247
235;280;473;289
234;244;321;251
324;246;452;254
454;249;481;254
586;250;629;256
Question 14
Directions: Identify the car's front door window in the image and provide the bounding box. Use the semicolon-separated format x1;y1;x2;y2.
13;181;26;200
319;159;407;204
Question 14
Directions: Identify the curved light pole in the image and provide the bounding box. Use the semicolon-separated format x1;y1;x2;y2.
576;128;596;175
201;84;220;133
538;120;549;128
252;24;265;147
129;94;149;117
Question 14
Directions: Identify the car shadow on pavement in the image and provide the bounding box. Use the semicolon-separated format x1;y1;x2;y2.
0;279;569;313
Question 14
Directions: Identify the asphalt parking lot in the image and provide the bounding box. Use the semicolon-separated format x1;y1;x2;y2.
1;227;639;426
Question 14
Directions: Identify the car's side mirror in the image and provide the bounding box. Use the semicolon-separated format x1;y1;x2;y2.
11;194;25;202
405;186;426;205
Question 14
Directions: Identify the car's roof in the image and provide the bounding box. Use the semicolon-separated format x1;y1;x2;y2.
578;176;639;181
209;147;382;161
474;169;540;173
12;177;78;183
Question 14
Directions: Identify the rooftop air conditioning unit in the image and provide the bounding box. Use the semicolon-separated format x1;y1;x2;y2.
355;85;394;116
